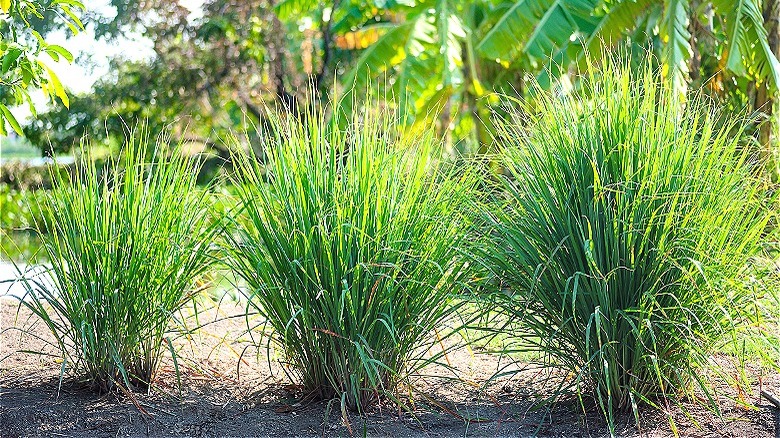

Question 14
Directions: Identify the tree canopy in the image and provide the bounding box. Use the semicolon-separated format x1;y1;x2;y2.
0;0;84;136
12;0;780;154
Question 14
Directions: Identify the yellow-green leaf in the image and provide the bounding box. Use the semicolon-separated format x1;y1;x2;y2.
0;0;10;13
45;45;74;63
0;104;23;136
45;65;69;108
61;5;85;34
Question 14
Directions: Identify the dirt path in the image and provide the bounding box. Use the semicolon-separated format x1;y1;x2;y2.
1;298;778;437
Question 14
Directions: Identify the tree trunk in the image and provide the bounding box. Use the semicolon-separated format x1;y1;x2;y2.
266;1;299;115
688;0;702;82
313;0;341;97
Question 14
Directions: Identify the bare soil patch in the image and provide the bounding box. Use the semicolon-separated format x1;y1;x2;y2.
1;298;779;437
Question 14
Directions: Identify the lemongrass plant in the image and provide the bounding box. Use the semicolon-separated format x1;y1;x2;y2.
478;56;773;429
20;131;215;393
225;105;476;412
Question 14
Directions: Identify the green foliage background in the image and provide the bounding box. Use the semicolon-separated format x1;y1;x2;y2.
6;0;778;158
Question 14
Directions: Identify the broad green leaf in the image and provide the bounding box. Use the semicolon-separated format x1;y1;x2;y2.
409;83;452;129
339;9;458;126
45;45;75;63
20;62;34;86
45;65;70;108
722;0;748;77
0;104;23;136
714;0;780;91
342;22;417;90
660;0;692;92
339;18;430;122
2;48;23;74
583;0;653;52
477;0;594;67
57;0;86;9
331;5;370;34
436;0;465;87
23;91;37;118
532;0;662;88
523;1;578;63
395;55;440;123
30;30;45;46
60;5;85;33
274;0;319;21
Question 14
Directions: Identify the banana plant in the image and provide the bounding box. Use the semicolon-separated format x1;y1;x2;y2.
477;0;780;94
274;0;505;149
275;0;780;148
335;0;470;130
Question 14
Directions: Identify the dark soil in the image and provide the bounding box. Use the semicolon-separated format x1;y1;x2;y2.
1;298;779;437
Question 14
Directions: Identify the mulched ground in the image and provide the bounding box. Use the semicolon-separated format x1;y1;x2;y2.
1;297;779;437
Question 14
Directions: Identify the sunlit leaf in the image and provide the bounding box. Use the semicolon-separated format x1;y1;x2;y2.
660;0;692;93
2;48;23;74
0;104;24;136
45;45;75;63
45;65;70;108
714;0;780;91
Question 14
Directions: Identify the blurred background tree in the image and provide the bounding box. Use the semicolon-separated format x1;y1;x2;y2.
11;0;780;161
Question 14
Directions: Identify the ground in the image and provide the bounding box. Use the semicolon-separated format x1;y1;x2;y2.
1;298;779;438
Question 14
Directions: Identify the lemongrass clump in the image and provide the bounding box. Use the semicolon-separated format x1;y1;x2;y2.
226;105;476;411
478;56;771;429
21;131;215;392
